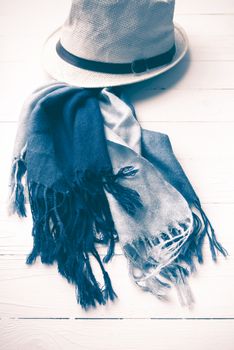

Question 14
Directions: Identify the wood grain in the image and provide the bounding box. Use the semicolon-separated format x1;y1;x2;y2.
1;319;234;350
0;251;232;319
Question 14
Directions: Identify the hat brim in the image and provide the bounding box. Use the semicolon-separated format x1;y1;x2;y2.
41;23;188;88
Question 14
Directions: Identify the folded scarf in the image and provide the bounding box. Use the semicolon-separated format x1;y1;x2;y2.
9;83;227;309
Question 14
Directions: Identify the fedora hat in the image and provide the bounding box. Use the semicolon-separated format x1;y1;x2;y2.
43;0;188;88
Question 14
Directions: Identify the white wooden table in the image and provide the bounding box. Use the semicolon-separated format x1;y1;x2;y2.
1;1;234;349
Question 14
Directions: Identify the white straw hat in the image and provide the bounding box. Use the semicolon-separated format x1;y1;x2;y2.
42;0;188;88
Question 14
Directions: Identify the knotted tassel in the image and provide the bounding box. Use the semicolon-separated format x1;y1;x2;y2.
122;200;227;307
22;165;142;309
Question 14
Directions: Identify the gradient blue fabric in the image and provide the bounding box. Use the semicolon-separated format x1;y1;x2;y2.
9;84;227;308
100;89;227;305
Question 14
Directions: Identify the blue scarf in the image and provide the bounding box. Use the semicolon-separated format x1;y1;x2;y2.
9;83;227;308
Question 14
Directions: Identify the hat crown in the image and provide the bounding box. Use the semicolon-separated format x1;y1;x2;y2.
60;0;175;63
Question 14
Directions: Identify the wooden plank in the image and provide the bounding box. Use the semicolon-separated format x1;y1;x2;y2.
141;122;234;157
175;14;234;35
1;16;234;63
176;0;234;14
1;319;234;350
0;204;232;319
0;60;234;121
0;17;233;74
0;202;232;255
0;123;233;206
0;122;234;159
1;89;234;123
0;0;68;37
0;61;47;104
0;251;232;319
186;35;234;62
12;47;234;97
124;60;234;91
1;122;234;161
130;90;234;122
1;122;234;159
0;36;46;63
1;34;234;66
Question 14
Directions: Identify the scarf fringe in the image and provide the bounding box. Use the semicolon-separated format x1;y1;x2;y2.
9;157;27;217
104;166;143;216
180;200;228;265
9;161;141;309
124;200;227;307
9;158;227;308
25;180;118;309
